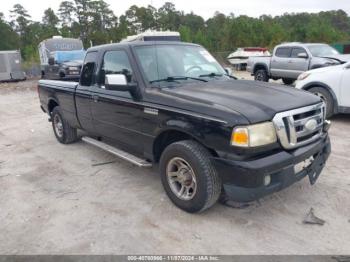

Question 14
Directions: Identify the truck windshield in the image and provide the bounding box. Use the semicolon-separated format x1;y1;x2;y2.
134;45;226;84
54;50;86;63
307;45;340;57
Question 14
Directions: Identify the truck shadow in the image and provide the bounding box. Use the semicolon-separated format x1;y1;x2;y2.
330;114;350;123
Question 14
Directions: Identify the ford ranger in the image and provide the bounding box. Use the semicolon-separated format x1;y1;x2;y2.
247;42;350;85
38;41;331;213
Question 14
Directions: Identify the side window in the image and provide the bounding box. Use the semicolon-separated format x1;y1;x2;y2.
275;47;291;58
80;51;97;86
100;50;133;85
291;48;307;58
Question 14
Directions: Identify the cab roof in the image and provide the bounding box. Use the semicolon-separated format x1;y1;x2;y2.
87;41;201;53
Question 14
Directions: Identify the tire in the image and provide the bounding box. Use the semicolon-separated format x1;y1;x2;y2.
254;69;269;82
51;106;78;144
159;140;221;213
308;87;334;118
282;78;295;85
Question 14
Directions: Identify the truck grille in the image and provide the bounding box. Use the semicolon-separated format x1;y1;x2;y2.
273;103;325;149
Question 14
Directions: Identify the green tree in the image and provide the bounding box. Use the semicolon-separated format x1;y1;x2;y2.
74;0;91;44
125;5;157;33
58;1;76;37
179;25;192;42
10;4;31;35
0;16;20;50
88;0;117;45
158;2;181;30
42;8;59;37
10;4;33;60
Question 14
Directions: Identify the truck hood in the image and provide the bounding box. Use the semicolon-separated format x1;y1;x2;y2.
319;54;350;63
160;79;322;123
61;60;83;67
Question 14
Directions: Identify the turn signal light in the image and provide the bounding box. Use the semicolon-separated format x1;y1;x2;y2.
231;128;249;147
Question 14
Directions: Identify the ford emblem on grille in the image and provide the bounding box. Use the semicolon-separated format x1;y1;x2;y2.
273;103;325;149
305;119;318;132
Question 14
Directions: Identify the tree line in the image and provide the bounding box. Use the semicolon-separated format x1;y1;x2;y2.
0;0;349;62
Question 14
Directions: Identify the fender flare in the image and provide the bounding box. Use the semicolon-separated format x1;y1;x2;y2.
152;120;218;162
47;97;60;113
154;122;207;147
253;63;269;75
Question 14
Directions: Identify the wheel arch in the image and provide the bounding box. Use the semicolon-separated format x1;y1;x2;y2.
253;63;269;75
152;128;218;163
48;98;59;114
302;82;339;114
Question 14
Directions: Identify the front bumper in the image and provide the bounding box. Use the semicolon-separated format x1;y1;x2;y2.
212;134;331;202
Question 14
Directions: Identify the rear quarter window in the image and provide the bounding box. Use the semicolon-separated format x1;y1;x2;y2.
80;51;97;86
275;47;291;58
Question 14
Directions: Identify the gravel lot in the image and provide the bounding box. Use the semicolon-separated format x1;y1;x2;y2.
0;76;349;255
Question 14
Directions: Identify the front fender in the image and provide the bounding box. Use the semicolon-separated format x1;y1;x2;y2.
156;119;207;145
154;115;232;154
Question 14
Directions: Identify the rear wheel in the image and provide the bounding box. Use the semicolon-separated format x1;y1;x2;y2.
254;69;269;82
282;78;295;85
159;140;221;213
51;106;78;144
308;87;334;118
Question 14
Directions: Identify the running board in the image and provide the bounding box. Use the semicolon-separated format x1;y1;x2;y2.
82;136;152;168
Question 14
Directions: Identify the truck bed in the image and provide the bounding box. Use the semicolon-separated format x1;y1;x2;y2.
38;80;80;128
247;56;271;74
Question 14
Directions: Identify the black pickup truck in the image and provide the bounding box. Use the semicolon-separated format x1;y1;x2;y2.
38;41;331;213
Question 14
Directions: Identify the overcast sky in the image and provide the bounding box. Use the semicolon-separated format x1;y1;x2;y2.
1;0;349;21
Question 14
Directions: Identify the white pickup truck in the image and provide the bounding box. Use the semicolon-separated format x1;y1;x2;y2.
247;42;350;85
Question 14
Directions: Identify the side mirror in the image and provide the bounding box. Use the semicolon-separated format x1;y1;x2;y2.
48;57;55;65
224;67;232;76
105;74;136;92
298;53;308;59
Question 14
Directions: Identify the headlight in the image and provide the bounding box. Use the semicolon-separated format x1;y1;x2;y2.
298;72;310;81
231;122;277;147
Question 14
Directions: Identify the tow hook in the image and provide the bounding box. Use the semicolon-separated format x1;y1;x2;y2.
323;120;331;132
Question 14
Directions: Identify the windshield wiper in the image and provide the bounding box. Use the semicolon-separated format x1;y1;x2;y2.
200;72;237;80
150;76;208;84
199;73;224;78
225;74;237;80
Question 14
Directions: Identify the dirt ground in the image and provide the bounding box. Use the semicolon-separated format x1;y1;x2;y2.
0;76;349;255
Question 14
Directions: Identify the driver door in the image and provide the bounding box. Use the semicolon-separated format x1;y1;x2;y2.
89;49;145;152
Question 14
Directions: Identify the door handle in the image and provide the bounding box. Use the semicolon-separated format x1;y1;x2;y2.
92;95;99;102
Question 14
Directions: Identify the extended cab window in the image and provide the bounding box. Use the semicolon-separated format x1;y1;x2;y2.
100;50;133;85
275;47;291;58
291;48;307;58
80;51;97;86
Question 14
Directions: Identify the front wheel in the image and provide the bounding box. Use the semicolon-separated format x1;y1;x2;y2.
159;140;221;213
51;106;78;144
308;87;334;118
254;69;269;82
